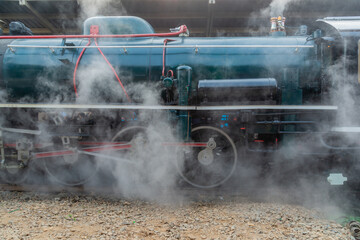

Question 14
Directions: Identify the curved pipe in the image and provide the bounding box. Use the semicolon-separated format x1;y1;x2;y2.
73;38;91;97
94;38;131;102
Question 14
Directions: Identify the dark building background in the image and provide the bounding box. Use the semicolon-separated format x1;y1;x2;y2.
0;0;360;36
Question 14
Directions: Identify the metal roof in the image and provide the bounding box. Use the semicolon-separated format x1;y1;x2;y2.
317;17;360;32
315;16;360;39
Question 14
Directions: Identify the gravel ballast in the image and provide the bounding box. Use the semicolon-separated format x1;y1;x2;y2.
0;191;351;240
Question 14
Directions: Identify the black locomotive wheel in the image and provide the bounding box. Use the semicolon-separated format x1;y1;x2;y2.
43;143;99;186
112;126;147;146
0;161;30;185
177;126;237;189
111;126;147;165
111;126;151;185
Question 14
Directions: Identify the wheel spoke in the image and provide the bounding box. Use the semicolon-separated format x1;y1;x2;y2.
43;139;99;186
177;126;237;188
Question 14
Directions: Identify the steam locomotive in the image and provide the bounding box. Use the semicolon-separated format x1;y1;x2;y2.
0;16;359;188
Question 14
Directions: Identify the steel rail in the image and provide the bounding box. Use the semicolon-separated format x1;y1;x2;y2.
195;105;338;110
0;103;196;110
256;120;316;125
7;44;314;49
0;103;338;111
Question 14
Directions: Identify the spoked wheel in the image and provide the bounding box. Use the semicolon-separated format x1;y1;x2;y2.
177;126;237;188
0;160;30;185
111;126;151;185
43;141;99;186
111;126;147;164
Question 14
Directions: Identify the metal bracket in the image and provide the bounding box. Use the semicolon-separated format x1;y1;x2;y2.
9;47;16;53
61;136;70;146
194;46;199;54
17;151;30;161
16;138;33;162
207;137;216;149
49;47;55;54
52;114;72;148
52;115;64;125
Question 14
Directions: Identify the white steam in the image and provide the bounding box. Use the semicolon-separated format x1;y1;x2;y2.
261;0;301;17
326;58;359;126
89;84;185;202
248;0;300;35
0;89;7;102
1;0;359;214
75;59;129;103
77;0;127;18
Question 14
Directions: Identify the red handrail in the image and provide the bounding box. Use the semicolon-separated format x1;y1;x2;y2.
94;38;132;102
73;38;91;97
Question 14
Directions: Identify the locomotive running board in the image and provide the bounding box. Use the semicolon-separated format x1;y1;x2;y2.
0;126;41;135
7;44;315;49
196;105;338;110
0;103;338;111
331;127;360;133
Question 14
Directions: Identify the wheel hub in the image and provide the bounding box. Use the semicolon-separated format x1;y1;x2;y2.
63;154;78;164
177;126;238;189
197;148;214;166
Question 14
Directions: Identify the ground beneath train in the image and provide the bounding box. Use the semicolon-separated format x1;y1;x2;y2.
0;189;353;240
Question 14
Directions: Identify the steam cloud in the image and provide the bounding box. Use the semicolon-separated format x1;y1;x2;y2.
248;0;301;36
0;0;359;217
0;0;187;203
102;96;184;202
261;0;301;17
76;67;185;201
242;0;360;219
71;0;184;202
77;0;127;19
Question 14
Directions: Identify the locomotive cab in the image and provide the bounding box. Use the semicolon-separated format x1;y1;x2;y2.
313;17;360;188
315;17;360;84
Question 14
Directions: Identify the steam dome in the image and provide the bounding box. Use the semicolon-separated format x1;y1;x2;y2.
83;16;155;35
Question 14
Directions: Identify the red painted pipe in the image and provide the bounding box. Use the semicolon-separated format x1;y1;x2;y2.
82;144;132;153
32;141;207;159
94;38;132;102
33;143;132;159
0;25;188;39
35;150;75;158
73;38;91;97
